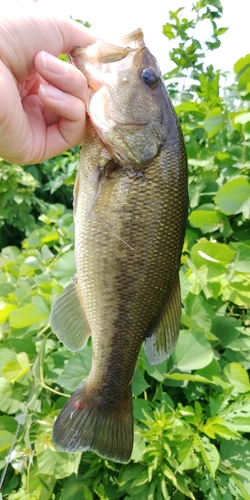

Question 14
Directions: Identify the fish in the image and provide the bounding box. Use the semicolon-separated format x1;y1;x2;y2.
50;28;188;463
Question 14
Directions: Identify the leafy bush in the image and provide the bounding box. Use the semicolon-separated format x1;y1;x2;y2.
0;1;250;498
0;148;78;249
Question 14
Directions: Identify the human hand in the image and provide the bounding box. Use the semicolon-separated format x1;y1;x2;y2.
0;11;96;164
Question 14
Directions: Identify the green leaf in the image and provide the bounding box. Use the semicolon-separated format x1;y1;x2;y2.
180;270;193;299
226;280;250;308
211;316;241;347
143;355;168;382
131;425;146;462
174;475;196;499
0;416;18;434
204;107;224;138
196;436;220;478
223;363;250;394
0;348;17;371
1;361;26;384
234;112;250;125
9;296;49;328
56;347;92;392
41;231;59;244
178;441;200;471
59;477;93;500
221;438;250;481
28;469;56;500
215;177;250;215
16;351;30;370
132;368;149;397
51;251;76;286
0;301;18;324
189;209;221;232
197;359;220;381
165;372;216;384
203;418;240;440
1;246;20;261
229;242;250;272
161;475;169;500
0;430;15;452
234;53;250;75
234;54;250;97
1;352;30;383
36;434;81;479
162;23;175;40
191;240;235;268
119;464;145;486
133;399;152;421
222;397;250;434
0;377;25;414
232;476;250;500
171;330;213;371
227;337;250;352
182;293;214;332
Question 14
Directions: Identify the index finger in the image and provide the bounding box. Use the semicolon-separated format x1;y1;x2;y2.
0;10;97;81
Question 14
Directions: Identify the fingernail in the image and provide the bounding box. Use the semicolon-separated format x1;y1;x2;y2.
39;84;67;100
40;51;69;75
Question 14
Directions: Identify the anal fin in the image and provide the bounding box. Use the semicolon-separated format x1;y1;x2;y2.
144;277;181;365
50;278;90;352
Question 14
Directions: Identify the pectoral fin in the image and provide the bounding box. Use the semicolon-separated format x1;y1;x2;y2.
144;278;181;366
50;278;90;352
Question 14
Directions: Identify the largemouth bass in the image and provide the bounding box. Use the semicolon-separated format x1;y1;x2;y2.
51;28;188;463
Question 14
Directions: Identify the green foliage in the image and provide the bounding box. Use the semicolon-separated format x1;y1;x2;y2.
0;1;250;498
0;161;39;249
0;149;78;248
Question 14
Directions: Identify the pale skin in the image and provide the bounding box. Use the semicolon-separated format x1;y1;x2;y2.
0;11;97;164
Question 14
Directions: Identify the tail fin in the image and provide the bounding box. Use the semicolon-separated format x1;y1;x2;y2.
52;381;133;463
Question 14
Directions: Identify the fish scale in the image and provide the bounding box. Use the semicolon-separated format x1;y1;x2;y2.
50;28;188;462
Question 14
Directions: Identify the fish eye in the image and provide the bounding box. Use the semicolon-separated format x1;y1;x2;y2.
140;68;159;89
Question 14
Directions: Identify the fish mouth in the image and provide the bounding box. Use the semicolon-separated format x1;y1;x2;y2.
111;120;149;128
71;44;131;67
71;28;145;63
70;28;146;92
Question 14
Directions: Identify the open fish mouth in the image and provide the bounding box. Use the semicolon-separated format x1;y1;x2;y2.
112;121;149;127
70;28;146;91
75;43;131;65
71;27;145;61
